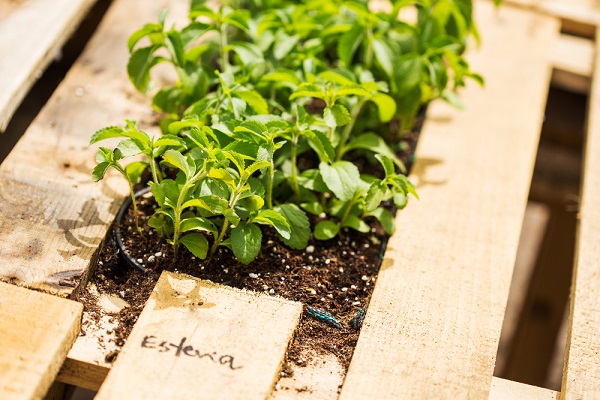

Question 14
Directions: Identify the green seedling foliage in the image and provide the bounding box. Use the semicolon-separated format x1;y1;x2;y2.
91;0;491;265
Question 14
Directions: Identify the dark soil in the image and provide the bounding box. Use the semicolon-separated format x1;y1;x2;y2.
81;113;424;375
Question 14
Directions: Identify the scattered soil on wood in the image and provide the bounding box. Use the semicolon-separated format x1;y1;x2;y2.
80;114;423;377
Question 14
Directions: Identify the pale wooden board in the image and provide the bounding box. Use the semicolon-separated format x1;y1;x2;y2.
489;378;559;400
505;0;600;36
551;34;594;94
339;3;559;399
0;281;82;400
0;0;188;297
560;26;600;400
95;271;301;400
0;0;97;132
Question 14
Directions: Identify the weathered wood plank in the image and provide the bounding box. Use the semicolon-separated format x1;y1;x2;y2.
339;3;559;399
505;0;599;37
0;0;187;297
0;281;82;400
489;378;559;400
95;271;301;400
0;0;97;131
551;34;594;94
560;26;600;400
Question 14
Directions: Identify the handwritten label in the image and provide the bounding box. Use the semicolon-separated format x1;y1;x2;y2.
141;335;243;370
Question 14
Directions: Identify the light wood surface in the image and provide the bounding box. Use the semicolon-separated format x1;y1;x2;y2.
560;25;600;400
489;378;559;400
505;0;600;37
0;281;82;400
0;0;96;132
339;3;559;399
551;34;594;94
95;271;301;400
0;0;187;297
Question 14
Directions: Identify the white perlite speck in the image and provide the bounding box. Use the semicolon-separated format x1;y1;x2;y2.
249;273;259;279
306;245;315;253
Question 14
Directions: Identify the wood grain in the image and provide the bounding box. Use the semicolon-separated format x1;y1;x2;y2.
0;281;82;400
0;0;97;131
96;271;302;400
560;25;600;400
339;3;559;399
489;378;559;400
0;0;188;297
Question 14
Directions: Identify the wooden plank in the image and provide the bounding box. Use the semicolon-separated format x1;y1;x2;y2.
0;281;82;400
0;0;187;297
551;34;594;94
339;3;559;399
505;0;599;37
489;378;559;400
560;26;600;400
95;271;301;400
0;0;97;132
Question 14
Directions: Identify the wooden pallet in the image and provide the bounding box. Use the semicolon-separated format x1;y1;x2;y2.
0;0;97;132
1;0;599;398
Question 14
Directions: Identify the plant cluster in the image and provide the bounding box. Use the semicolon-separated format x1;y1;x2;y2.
92;0;483;264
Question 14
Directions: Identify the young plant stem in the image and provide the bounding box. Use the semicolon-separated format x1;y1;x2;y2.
336;98;367;161
127;178;141;234
150;158;161;184
290;133;301;203
171;171;206;257
208;186;241;257
219;24;229;72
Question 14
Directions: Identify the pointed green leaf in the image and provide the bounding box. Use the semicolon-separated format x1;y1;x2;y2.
369;93;397;122
180;217;217;236
92;162;111;182
180;233;209;259
344;133;404;171
162;150;191;177
128;23;163;52
274;33;300;60
231;221;262;265
342;214;370;233
365;180;387;212
369;207;395;235
254;209;291;240
274;203;310;249
127;45;165;93
125;161;147;184
338;25;363;67
314;220;339;240
319;161;360;201
235;90;269;115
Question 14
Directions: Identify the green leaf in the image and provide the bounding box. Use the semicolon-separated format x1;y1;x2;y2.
365;180;387;212
338;25;363;67
223;10;250;31
117;139;143;157
274;33;300;60
342;214;370;233
152;87;181;114
235;90;269;115
181;21;213;47
441;89;464;109
180;233;209;259
369;93;397;123
298;169;329;193
238;195;264;212
274;204;310;249
154;135;186;148
162;150;191;177
261;71;301;87
254;209;291;240
318;70;356;86
228;42;263;65
127;45;165;93
128;23;163;52
231;221;262;265
289;83;325;101
375;154;395;177
393;191;407;209
319;161;360;201
394;54;423;94
344;133;404;171
90;126;125;144
125;161;147;183
369;207;395;235
165;30;185;66
180;217;217;236
314;220;339;240
92;162;111;182
304;129;335;164
372;38;395;78
330;104;351;127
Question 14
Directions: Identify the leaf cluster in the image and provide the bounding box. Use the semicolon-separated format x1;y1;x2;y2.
91;0;484;265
